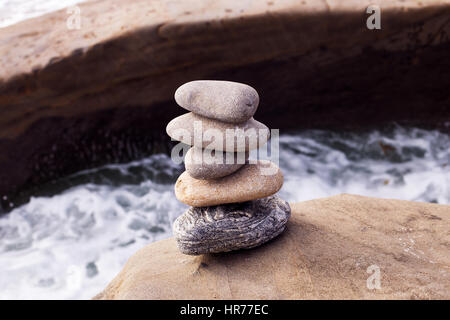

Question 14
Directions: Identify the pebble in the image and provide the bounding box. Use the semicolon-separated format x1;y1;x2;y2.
166;112;270;152
175;160;283;207
175;80;259;123
173;195;291;255
185;147;249;180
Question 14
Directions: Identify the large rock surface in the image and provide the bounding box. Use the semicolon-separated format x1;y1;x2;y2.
94;194;450;299
1;0;449;211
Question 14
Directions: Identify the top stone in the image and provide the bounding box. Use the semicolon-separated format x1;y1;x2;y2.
175;80;259;123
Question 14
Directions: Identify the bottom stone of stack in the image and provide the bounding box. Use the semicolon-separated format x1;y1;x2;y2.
172;195;291;255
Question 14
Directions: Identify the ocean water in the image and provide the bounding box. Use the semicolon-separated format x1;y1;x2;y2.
0;124;448;299
0;0;87;28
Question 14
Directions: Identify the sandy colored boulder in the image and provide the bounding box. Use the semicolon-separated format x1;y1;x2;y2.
175;80;259;123
175;160;283;207
166;113;270;152
184;147;248;180
94;194;450;300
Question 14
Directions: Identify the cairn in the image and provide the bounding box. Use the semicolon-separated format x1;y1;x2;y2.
167;80;291;255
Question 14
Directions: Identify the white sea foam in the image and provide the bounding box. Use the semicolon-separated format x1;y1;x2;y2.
0;126;448;299
0;155;187;299
276;126;450;204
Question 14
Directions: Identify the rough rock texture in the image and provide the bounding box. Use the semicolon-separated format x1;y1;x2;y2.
175;80;259;123
184;147;248;180
175;160;283;206
1;0;450;211
173;195;291;255
94;194;450;300
166;112;270;152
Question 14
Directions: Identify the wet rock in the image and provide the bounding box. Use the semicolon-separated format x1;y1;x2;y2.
173;195;291;255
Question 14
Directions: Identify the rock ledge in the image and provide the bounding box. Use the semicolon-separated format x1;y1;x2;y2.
94;194;450;300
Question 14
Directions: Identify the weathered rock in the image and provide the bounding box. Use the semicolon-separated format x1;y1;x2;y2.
94;194;450;300
175;80;259;123
184;147;248;180
175;160;283;207
173;195;291;255
166;112;270;152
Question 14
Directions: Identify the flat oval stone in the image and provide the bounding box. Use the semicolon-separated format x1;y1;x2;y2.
173;195;291;255
175;80;259;123
166;112;270;152
175;160;283;206
185;147;249;180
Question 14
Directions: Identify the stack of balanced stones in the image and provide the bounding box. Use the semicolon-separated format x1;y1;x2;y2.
166;80;291;255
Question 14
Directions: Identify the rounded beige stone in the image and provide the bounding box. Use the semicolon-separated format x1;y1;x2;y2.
166;112;270;152
175;160;283;207
185;147;249;180
174;80;259;123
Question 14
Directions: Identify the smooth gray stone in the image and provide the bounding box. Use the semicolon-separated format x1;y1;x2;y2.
172;195;291;255
175;80;259;123
166;112;270;152
185;147;248;180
